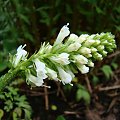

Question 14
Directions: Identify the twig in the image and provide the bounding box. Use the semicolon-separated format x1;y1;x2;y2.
98;85;120;91
44;82;49;110
107;50;120;58
20;88;56;96
107;98;117;112
85;74;92;94
64;111;80;115
56;82;67;101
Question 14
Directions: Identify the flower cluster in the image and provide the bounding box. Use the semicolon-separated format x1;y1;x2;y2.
10;24;116;87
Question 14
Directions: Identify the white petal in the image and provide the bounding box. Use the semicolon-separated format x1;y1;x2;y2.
67;33;79;42
77;64;89;74
34;59;47;79
79;47;91;54
27;74;44;86
73;55;88;65
54;23;70;45
57;67;72;84
78;34;89;43
67;42;81;52
46;67;58;80
50;53;70;65
13;44;27;67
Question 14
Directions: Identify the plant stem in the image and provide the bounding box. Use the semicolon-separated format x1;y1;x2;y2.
0;54;35;92
0;68;20;92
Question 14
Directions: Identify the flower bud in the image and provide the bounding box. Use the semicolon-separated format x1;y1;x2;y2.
46;67;57;80
78;34;89;43
26;72;44;86
73;54;88;65
79;47;91;54
93;53;103;60
57;67;72;84
84;39;95;46
93;40;100;46
67;33;78;42
87;60;94;67
77;64;89;74
50;53;70;65
97;45;105;51
67;42;81;52
101;50;108;57
91;47;98;53
85;54;92;58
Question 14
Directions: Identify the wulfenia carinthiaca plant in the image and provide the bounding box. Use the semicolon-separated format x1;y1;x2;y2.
0;23;116;91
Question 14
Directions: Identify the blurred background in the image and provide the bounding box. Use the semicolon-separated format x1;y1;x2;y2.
0;0;120;120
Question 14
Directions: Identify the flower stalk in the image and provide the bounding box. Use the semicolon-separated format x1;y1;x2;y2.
0;23;116;91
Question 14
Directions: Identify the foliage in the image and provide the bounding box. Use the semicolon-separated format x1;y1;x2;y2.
0;0;119;74
101;65;113;79
76;84;90;104
0;0;120;119
56;115;66;120
0;86;32;120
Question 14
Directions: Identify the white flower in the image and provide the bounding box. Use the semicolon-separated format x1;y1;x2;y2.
97;45;105;51
67;42;81;52
57;67;72;84
88;34;96;39
79;47;91;54
66;69;75;79
94;40;100;46
84;39;95;46
13;44;27;67
34;59;47;79
67;33;79;42
78;34;89;43
26;73;44;86
50;53;70;65
73;54;88;65
54;23;70;45
46;67;58;80
77;64;89;74
91;47;98;53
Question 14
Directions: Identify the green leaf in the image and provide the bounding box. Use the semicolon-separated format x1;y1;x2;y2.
4;100;13;112
13;112;18;120
0;94;5;100
76;89;83;101
55;0;61;7
76;84;91;104
19;14;30;24
115;25;120;31
92;75;99;85
82;90;90;105
0;109;4;119
13;107;22;118
24;109;32;120
56;115;66;120
0;61;7;72
111;63;118;69
114;6;120;13
101;65;113;79
95;6;104;14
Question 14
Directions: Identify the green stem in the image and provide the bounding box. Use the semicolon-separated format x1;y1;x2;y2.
0;68;20;92
0;54;35;92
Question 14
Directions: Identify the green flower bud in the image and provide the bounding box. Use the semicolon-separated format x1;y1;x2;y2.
93;52;103;60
